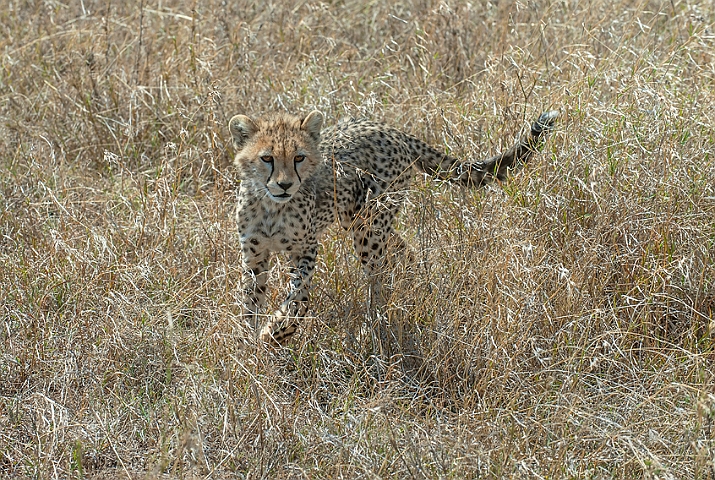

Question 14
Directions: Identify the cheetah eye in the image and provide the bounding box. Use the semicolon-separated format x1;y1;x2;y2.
294;155;306;163
260;155;274;163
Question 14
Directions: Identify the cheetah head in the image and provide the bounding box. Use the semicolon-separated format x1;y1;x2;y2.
229;111;323;204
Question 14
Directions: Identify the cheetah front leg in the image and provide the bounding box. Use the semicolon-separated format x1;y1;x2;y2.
239;247;270;332
259;244;318;346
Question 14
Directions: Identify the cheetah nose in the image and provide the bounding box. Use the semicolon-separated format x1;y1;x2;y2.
277;181;293;191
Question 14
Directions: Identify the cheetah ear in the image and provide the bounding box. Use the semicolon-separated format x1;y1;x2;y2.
300;110;323;140
228;115;257;150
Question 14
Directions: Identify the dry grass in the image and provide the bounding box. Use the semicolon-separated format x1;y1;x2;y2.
1;0;714;478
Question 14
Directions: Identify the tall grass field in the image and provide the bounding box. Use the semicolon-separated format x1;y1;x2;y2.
1;0;714;478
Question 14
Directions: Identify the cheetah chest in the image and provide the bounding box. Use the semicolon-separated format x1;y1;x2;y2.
238;199;315;253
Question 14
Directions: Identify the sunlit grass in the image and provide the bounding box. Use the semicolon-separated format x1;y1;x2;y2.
1;1;714;478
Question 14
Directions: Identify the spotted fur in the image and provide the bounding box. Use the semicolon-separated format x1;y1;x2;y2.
229;110;559;345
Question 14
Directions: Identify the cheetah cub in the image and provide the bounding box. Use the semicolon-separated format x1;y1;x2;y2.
229;109;558;345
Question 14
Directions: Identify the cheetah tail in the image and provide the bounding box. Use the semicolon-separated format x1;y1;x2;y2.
420;110;559;187
468;110;559;186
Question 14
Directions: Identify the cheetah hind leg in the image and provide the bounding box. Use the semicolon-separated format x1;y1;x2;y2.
386;231;416;272
359;230;410;314
376;231;417;300
362;231;417;356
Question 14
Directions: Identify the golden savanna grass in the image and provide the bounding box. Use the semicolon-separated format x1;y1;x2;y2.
1;0;714;478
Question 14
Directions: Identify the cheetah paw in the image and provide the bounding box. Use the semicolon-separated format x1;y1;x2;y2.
259;311;298;347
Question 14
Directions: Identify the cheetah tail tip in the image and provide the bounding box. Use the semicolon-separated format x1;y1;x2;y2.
531;110;560;136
